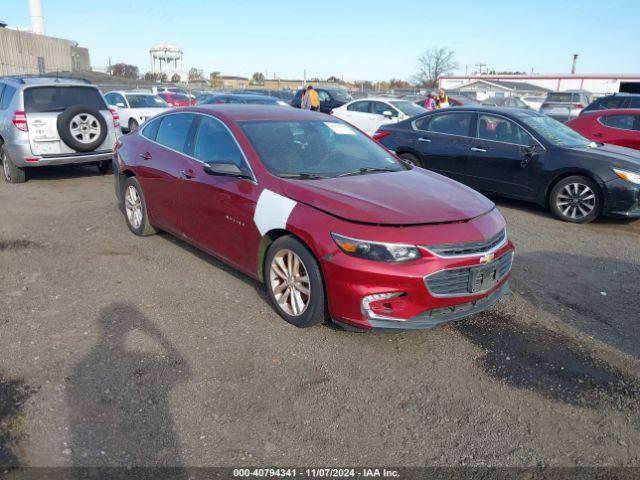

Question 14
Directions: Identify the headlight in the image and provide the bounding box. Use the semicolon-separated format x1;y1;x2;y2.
331;233;422;262
613;168;640;185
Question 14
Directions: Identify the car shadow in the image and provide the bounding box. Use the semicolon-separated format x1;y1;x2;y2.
510;251;640;359
66;303;191;470
24;164;105;181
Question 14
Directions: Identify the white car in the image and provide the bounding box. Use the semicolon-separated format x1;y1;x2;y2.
521;96;546;111
332;97;427;136
104;91;170;132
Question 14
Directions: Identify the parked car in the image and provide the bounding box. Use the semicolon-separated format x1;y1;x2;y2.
374;106;640;223
566;109;640;150
232;89;295;102
540;91;591;122
581;93;640;115
521;96;547;111
105;91;170;132
151;86;194;99
157;92;195;108
113;105;514;331
200;93;290;107
332;97;427;136
291;87;352;113
0;76;120;183
414;95;479;108
481;96;530;109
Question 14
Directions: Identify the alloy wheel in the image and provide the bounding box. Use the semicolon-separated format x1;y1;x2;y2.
2;152;10;182
269;249;311;316
556;182;596;220
125;185;143;229
70;113;101;144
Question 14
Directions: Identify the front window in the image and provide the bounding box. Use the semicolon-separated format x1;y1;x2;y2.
371;102;397;117
193;116;246;166
389;101;426;117
126;94;168;108
24;86;106;112
155;113;196;153
520;115;591;148
240;120;405;178
600;114;638;131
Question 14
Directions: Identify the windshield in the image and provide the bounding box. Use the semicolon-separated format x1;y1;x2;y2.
521;115;591;148
126;94;168;108
390;101;426;117
240;120;405;178
24;86;106;112
327;89;352;103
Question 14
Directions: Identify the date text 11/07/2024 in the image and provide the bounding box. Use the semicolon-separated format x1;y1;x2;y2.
233;468;401;478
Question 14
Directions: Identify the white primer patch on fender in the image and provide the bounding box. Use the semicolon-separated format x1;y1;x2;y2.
253;189;297;236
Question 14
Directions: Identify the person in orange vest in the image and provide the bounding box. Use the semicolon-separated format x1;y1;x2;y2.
436;88;451;109
301;85;320;111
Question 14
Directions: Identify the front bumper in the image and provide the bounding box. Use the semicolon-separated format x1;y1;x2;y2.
323;241;514;331
603;177;640;218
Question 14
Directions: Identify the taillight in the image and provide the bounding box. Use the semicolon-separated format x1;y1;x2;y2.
12;111;28;131
113;139;122;152
372;130;391;142
109;108;120;128
329;109;334;115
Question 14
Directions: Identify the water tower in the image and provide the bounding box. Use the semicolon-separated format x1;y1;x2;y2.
149;43;183;74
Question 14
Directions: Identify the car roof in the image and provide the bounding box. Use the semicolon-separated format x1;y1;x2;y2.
233;94;280;100
419;105;544;117
107;90;156;95
349;97;403;102
190;104;331;122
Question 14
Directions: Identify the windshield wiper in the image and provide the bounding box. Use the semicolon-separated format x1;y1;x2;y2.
337;167;398;177
278;172;328;180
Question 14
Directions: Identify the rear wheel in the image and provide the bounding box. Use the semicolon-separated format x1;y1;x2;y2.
1;146;26;184
122;176;157;236
265;236;326;328
398;152;422;168
549;175;602;223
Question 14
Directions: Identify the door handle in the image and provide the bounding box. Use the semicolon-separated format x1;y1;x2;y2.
180;169;195;179
418;137;431;143
470;147;487;153
139;152;152;160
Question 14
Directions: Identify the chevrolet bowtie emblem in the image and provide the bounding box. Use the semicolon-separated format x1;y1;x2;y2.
480;252;495;264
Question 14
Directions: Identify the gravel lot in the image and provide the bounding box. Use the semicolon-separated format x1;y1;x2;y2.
1;165;639;468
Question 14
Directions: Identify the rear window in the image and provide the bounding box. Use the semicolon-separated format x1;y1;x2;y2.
0;85;16;110
172;94;190;101
24;86;106;113
546;92;576;103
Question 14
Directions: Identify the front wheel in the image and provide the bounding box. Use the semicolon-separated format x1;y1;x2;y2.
265;236;326;328
398;153;423;168
549;175;602;223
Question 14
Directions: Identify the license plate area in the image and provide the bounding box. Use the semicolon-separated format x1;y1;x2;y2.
469;264;498;293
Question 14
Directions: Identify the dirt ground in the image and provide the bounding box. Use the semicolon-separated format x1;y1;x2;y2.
1;165;639;468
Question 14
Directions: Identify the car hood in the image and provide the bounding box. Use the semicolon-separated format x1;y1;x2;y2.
280;169;495;225
573;143;640;170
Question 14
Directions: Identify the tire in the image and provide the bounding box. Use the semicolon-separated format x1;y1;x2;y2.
57;104;108;152
97;160;112;175
128;119;139;132
122;176;158;236
549;175;602;223
265;236;326;328
1;145;26;184
398;152;423;168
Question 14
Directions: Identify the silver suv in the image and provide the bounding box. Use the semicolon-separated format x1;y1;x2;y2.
0;76;120;183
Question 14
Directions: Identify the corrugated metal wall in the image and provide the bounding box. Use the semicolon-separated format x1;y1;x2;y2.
0;28;90;75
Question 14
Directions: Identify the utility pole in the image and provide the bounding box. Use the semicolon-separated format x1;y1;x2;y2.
571;54;579;74
475;63;486;75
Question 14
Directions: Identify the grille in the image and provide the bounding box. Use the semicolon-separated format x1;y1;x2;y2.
424;229;506;257
425;251;513;297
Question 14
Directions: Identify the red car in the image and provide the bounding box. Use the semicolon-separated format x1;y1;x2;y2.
566;109;640;151
157;92;195;108
113;106;514;331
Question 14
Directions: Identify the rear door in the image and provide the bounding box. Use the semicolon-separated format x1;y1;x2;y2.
340;101;373;132
598;113;640;149
467;113;540;199
23;86;111;155
177;114;261;275
411;111;475;184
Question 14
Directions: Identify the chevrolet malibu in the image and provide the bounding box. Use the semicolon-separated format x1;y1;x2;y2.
113;106;514;331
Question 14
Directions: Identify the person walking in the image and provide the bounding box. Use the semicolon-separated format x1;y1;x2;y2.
436;88;451;109
301;85;320;111
424;92;437;111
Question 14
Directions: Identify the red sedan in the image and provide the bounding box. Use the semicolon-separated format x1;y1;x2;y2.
566;109;640;150
113;106;514;331
157;92;195;108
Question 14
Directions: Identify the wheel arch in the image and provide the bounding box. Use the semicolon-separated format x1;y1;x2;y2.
543;170;605;207
257;228;320;283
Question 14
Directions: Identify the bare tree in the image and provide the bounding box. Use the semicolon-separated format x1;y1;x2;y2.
251;72;265;85
414;47;458;87
188;68;203;82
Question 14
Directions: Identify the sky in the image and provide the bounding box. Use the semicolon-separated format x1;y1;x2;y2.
4;0;640;81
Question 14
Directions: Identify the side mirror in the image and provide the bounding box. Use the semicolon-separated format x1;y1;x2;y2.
382;110;394;119
203;162;251;179
520;144;537;167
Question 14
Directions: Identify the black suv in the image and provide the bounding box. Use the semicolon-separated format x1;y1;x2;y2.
291;87;352;113
582;93;640;114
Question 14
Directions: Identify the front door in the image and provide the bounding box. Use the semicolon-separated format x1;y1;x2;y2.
466;113;540;199
177;115;261;276
411;111;475;185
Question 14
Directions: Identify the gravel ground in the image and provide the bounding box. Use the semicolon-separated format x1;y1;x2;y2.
0;165;639;468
